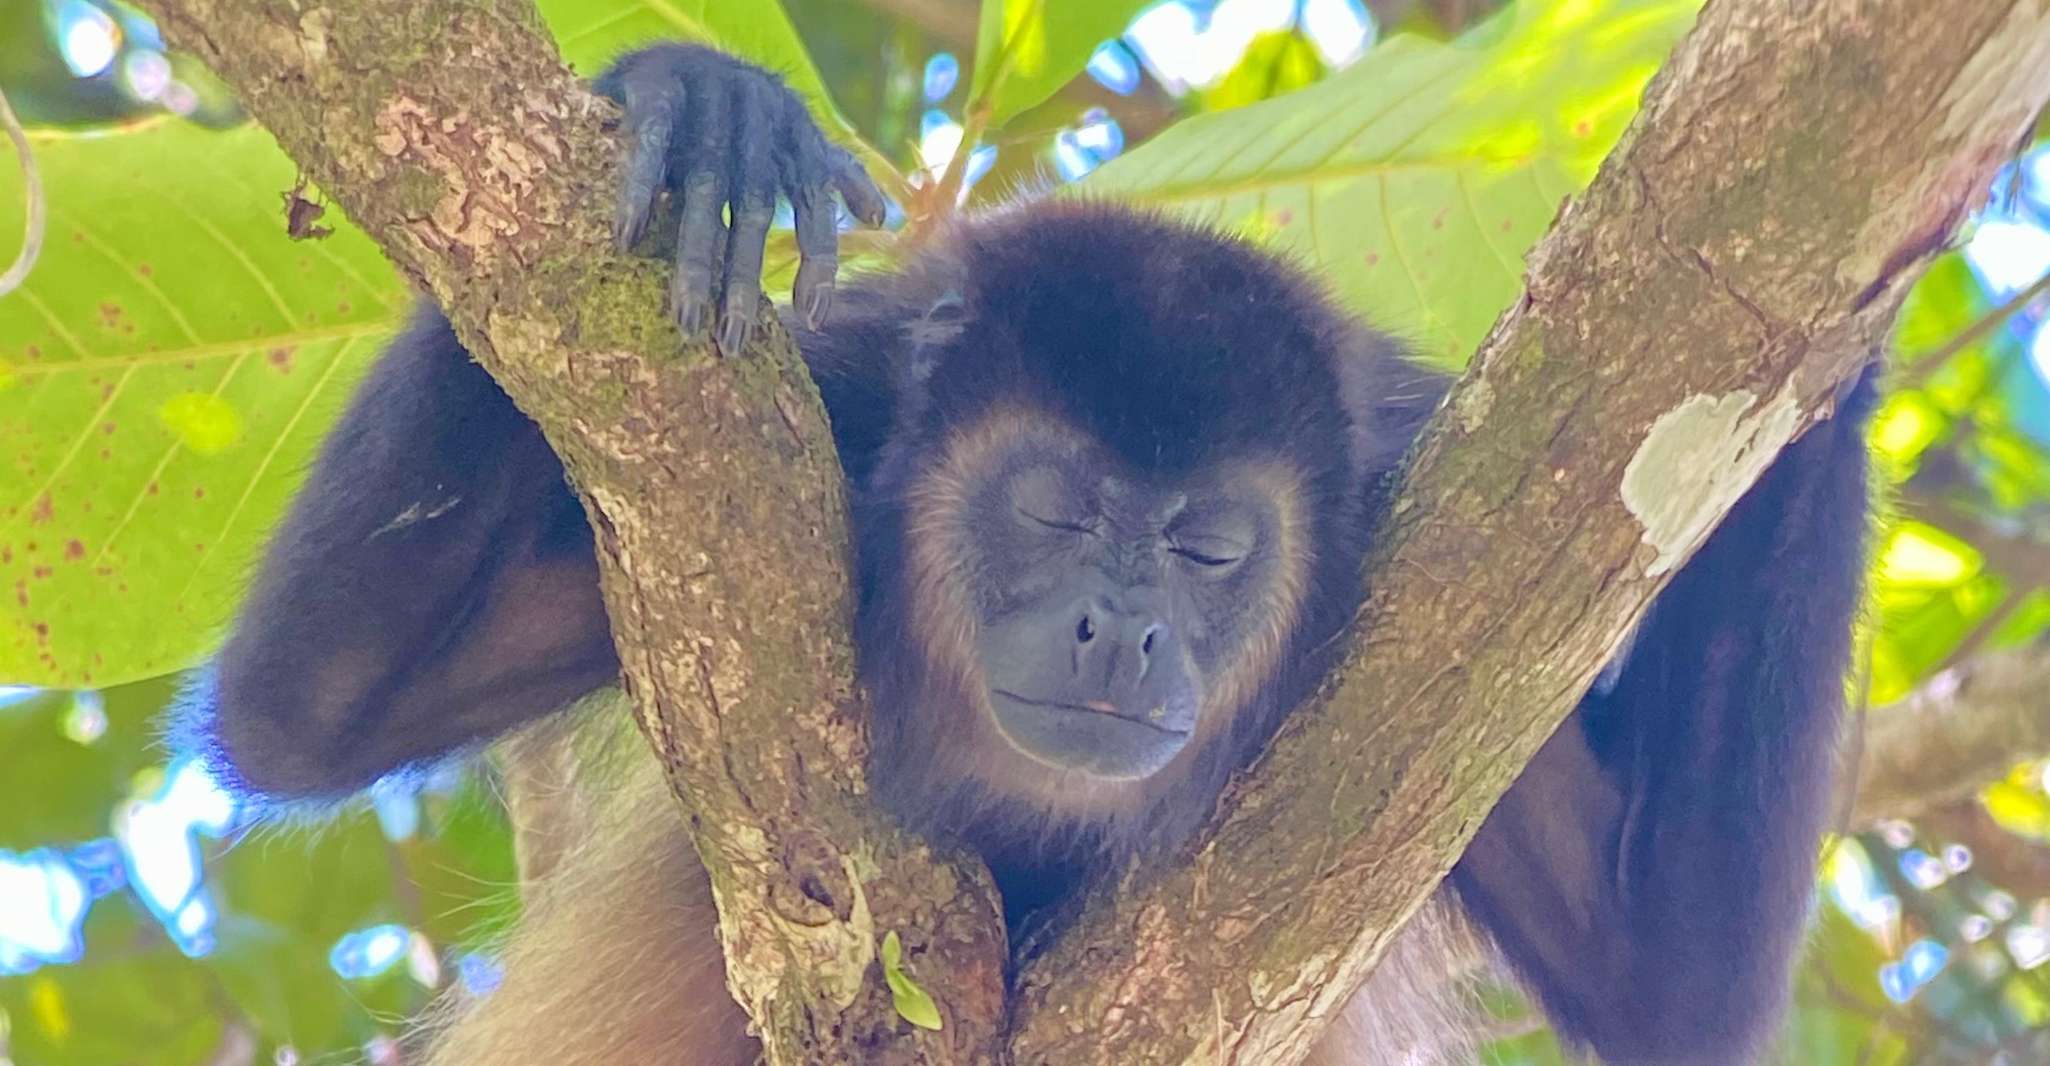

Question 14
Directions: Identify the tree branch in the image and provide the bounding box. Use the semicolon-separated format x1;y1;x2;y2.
130;2;1005;1062
1849;642;2050;827
1007;3;2050;1061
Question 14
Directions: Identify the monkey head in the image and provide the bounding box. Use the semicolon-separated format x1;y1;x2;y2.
848;205;1439;871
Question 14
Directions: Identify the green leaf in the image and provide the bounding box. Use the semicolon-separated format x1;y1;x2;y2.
538;0;893;181
0;898;224;1066
0;120;409;687
1197;32;1327;113
0;676;179;847
969;0;1149;131
209;813;427;1055
1079;0;1700;366
879;929;943;1031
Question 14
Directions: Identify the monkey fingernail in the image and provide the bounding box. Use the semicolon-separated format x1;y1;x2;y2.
718;315;752;357
674;295;706;337
806;285;834;329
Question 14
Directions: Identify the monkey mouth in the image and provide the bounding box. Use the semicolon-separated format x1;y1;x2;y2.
986;688;1194;780
991;690;1191;737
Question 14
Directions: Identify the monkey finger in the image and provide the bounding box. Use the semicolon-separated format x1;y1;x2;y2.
828;147;888;228
716;81;782;356
671;76;734;339
720;197;774;355
774;94;848;329
611;75;685;251
790;186;838;329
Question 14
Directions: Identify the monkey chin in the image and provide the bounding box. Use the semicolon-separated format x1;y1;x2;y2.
985;689;1194;781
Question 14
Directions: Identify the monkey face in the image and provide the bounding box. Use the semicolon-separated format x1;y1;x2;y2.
898;408;1311;792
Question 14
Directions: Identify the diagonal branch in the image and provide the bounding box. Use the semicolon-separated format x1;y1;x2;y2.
1007;2;2050;1062
1850;642;2050;827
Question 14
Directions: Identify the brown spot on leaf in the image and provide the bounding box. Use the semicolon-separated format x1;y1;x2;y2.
137;263;153;277
268;347;295;371
28;494;51;524
64;540;84;561
98;302;124;328
193;487;206;500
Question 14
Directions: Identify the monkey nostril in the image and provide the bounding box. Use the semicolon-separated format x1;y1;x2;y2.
1076;615;1096;644
1141;625;1158;655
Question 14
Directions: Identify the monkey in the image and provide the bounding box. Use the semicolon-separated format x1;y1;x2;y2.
176;41;1876;1066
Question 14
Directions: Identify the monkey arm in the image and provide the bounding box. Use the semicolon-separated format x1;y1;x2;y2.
187;44;889;799
187;309;618;797
1451;367;1879;1065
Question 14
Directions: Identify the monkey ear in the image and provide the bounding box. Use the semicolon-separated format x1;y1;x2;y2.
1329;331;1448;481
178;309;618;800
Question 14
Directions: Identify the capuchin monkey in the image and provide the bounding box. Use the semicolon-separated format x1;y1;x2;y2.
178;42;1875;1066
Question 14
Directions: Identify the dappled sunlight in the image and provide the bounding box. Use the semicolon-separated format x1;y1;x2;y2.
0;851;88;974
115;756;237;957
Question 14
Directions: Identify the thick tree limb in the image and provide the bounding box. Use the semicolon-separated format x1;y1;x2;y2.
1850;643;2050;827
131;2;1005;1062
1006;3;2050;1062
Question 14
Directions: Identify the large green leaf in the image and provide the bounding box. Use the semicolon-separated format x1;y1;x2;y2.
1081;0;1699;365
539;0;892;179
969;0;1150;130
0;121;409;686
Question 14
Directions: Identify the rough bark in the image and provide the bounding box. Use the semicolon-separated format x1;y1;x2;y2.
132;2;1006;1063
1006;2;2050;1062
1850;643;2050;827
125;0;2050;1064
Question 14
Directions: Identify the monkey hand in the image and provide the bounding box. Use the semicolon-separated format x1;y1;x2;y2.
596;43;888;355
